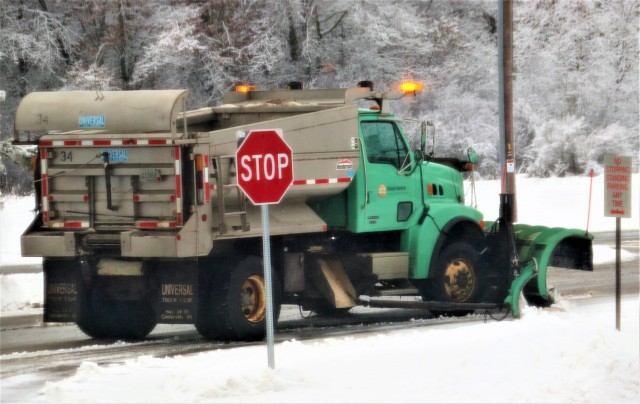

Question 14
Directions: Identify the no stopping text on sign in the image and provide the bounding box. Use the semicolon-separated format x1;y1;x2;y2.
604;155;632;218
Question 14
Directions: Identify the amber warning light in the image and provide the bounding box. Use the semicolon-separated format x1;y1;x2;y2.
399;81;424;94
235;84;256;94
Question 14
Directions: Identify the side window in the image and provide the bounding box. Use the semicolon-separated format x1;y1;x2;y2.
361;121;409;169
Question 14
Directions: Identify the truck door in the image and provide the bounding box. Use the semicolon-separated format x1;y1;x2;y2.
359;120;418;231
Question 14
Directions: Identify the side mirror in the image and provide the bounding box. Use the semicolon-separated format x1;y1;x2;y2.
467;147;478;164
414;149;424;165
420;121;427;154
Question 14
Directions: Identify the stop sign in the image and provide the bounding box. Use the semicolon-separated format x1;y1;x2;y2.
236;129;293;205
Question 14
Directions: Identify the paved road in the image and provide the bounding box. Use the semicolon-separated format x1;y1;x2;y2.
546;230;639;297
0;263;42;275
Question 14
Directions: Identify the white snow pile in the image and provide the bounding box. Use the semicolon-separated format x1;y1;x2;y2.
0;273;43;312
0;196;41;267
35;297;640;403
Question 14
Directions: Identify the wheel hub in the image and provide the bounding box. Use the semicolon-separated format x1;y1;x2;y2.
240;275;267;323
444;258;475;302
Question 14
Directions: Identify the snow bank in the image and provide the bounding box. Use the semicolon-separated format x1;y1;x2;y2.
34;297;639;403
0;273;43;312
467;174;639;231
0;196;41;267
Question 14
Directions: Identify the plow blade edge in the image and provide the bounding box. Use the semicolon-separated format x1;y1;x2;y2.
505;224;593;317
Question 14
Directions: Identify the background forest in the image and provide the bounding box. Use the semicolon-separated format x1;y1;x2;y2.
0;0;638;195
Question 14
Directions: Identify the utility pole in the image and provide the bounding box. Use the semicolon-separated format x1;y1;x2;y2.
498;0;517;222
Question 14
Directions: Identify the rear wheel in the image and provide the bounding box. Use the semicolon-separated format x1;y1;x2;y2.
196;256;281;341
77;276;157;340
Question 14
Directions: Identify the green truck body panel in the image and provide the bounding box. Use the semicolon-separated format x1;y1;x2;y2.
403;203;483;279
312;109;484;281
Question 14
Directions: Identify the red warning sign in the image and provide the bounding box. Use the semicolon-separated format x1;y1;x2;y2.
604;155;632;218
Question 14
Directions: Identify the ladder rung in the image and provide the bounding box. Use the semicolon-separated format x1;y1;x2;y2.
224;211;246;217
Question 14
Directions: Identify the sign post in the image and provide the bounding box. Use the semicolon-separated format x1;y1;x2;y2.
604;155;632;331
236;129;293;368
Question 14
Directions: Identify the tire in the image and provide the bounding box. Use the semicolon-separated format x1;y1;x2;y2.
429;242;483;316
196;256;281;341
77;279;157;340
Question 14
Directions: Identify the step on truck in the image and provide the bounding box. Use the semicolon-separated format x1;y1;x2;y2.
13;82;593;340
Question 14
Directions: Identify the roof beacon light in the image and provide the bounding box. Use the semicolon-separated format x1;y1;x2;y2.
399;81;424;94
235;84;256;94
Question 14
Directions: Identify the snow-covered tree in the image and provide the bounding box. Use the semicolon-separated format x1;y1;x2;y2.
515;0;639;175
0;139;33;195
0;0;638;194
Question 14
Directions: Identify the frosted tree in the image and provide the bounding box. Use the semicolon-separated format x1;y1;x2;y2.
406;1;500;177
0;0;76;94
524;116;588;177
0;0;638;192
515;0;639;174
0;0;77;137
0;139;33;195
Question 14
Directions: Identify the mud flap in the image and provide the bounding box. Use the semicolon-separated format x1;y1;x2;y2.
155;263;198;324
504;224;593;314
44;259;81;322
307;256;357;309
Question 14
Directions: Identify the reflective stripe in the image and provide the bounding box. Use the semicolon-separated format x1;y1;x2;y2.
39;139;170;147
136;220;178;229
174;146;183;225
50;221;89;229
203;155;210;204
293;177;352;185
39;148;49;224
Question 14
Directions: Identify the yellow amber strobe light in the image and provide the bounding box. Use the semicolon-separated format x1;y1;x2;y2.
399;81;424;93
235;84;256;94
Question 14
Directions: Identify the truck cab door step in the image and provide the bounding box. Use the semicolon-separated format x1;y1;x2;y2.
377;288;419;296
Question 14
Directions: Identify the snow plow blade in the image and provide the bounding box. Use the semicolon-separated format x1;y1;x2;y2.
499;224;593;317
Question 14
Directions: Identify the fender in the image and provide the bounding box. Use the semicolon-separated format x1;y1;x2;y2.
402;203;483;279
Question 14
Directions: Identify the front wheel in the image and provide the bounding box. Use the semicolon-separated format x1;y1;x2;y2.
196;256;281;341
437;242;481;303
428;242;483;316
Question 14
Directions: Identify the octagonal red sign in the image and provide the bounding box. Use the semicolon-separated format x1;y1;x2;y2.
235;129;293;205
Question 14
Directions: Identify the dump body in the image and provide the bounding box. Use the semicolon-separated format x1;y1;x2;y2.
17;89;363;257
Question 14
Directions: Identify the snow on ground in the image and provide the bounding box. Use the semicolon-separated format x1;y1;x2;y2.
4;297;639;403
0;273;42;312
0;196;41;267
1;175;639;403
466;173;639;232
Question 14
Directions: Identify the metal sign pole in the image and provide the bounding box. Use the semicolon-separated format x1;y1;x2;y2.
603;155;631;331
236;129;292;370
261;204;276;368
615;216;621;331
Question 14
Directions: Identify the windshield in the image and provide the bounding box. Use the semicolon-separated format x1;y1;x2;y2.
360;121;409;170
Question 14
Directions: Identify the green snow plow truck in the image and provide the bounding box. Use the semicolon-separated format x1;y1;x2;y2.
12;81;593;341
